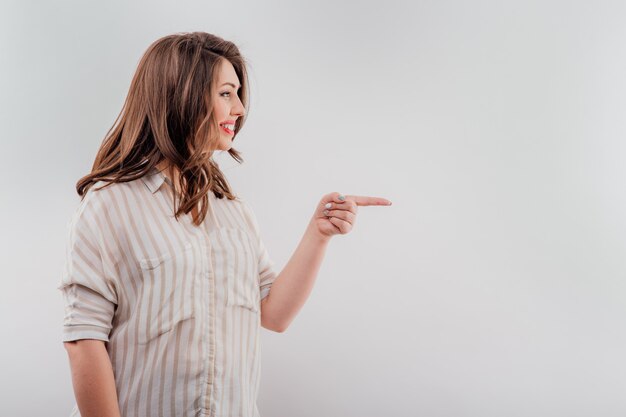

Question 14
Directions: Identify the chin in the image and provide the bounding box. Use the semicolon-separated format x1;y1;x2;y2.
217;143;232;151
221;137;234;149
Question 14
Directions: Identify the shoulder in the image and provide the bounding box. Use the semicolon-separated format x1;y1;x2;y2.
214;191;250;213
227;195;263;237
71;178;139;234
230;195;255;220
75;181;113;223
73;182;108;222
80;176;148;213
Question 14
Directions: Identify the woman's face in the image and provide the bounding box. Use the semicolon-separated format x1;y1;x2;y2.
212;59;245;151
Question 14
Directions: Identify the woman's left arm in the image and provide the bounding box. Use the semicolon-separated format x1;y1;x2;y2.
260;192;392;332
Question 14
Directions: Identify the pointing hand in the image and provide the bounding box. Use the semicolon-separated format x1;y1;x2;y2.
311;192;392;238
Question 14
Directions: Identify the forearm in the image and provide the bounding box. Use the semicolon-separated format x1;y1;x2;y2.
262;219;330;332
64;340;121;417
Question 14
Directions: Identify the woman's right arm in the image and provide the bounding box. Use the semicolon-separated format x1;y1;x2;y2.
64;339;121;417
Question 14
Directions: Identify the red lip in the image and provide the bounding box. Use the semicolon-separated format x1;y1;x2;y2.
219;120;236;135
220;124;235;135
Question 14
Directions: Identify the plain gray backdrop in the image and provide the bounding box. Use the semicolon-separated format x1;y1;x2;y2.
1;0;625;416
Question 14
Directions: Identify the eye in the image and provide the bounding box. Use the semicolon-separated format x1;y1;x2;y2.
220;91;231;97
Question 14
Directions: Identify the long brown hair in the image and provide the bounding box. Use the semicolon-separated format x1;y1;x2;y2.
76;31;250;226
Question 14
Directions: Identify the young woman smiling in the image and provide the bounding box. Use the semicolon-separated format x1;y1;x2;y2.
59;31;392;417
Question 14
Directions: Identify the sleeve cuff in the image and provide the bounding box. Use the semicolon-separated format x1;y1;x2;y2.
62;324;110;342
260;286;271;301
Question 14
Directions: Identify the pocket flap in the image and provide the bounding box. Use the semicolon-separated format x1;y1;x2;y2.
139;242;192;270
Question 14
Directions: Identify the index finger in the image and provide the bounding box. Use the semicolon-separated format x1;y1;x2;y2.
345;195;393;206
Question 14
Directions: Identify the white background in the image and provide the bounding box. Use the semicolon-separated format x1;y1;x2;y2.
1;0;625;416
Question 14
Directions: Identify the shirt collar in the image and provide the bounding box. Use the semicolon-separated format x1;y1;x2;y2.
141;166;171;194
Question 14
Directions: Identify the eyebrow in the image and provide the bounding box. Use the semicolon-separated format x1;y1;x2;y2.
221;82;241;89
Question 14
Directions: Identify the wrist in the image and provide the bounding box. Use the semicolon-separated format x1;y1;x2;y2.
306;219;332;245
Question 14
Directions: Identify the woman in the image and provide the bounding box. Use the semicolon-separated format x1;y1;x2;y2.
58;31;391;417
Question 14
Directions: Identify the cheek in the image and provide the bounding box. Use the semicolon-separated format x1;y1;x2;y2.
214;102;227;118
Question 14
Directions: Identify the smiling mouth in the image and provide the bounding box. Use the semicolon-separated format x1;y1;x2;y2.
219;123;235;135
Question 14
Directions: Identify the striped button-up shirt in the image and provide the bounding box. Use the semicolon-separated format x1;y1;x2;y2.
57;166;278;417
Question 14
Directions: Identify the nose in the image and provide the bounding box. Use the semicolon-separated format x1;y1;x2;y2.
232;95;245;117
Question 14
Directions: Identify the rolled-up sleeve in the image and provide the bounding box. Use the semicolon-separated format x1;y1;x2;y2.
240;199;278;301
57;197;118;342
258;237;278;301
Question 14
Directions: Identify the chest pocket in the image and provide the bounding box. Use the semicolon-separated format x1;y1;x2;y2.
209;227;260;313
137;242;197;344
